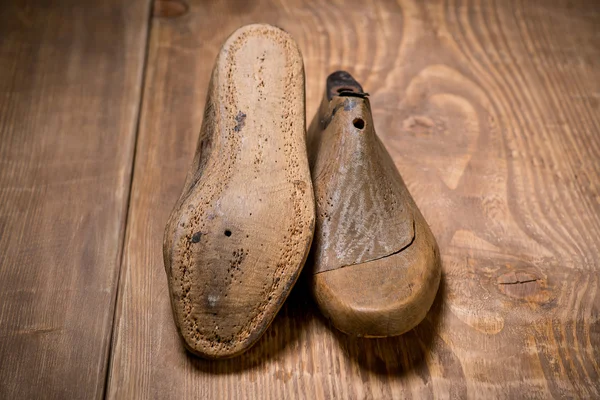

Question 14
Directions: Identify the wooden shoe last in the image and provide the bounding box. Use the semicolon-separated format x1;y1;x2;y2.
307;71;441;337
163;24;315;358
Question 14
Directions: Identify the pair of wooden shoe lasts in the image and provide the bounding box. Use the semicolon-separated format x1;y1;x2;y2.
163;24;441;359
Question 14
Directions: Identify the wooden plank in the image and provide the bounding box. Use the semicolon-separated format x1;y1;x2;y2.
108;0;600;398
0;1;150;398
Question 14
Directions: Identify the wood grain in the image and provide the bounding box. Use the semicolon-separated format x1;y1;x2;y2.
307;79;416;273
108;0;600;398
306;74;441;337
163;24;315;359
0;1;150;398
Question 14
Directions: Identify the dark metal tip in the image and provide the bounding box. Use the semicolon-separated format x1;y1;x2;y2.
326;71;368;100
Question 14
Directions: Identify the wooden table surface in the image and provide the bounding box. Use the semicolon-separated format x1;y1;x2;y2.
1;0;599;398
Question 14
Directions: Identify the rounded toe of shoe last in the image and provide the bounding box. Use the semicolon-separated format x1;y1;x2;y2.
312;221;441;337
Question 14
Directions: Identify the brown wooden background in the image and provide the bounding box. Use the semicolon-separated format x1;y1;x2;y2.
1;0;599;398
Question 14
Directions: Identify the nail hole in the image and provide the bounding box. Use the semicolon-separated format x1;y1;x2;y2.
337;87;354;93
353;118;365;129
224;230;232;237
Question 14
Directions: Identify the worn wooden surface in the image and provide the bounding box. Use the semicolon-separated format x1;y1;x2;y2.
107;0;600;398
0;1;150;398
163;24;315;359
307;75;441;338
1;0;599;398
